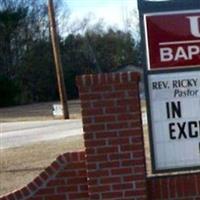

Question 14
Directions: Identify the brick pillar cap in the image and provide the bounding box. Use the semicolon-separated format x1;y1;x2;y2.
76;72;140;87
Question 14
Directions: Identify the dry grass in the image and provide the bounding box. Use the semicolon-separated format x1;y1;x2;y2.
0;135;84;196
0;100;81;122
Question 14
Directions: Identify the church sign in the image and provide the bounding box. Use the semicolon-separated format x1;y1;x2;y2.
138;0;200;173
144;10;200;70
148;71;200;171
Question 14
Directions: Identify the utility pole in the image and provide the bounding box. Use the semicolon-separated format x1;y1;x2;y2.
48;0;69;119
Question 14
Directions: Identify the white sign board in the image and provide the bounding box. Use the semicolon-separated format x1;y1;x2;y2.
52;104;63;116
148;70;200;171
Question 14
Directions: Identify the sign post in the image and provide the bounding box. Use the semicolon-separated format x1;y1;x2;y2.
138;0;200;173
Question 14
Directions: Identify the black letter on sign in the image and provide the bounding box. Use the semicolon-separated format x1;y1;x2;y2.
178;122;187;139
188;121;198;138
166;101;182;119
169;123;176;140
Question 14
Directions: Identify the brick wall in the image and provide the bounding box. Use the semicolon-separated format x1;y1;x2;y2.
0;151;88;200
77;72;147;200
147;173;200;200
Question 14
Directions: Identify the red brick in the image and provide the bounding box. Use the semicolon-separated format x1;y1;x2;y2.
160;179;169;199
89;194;100;199
58;170;76;177
21;187;30;196
93;100;114;107
95;131;117;139
109;137;129;145
124;174;145;182
91;85;112;92
79;184;88;191
78;170;87;176
68;193;89;199
94;115;116;123
168;177;177;198
45;166;55;176
89;185;110;193
36;188;55;196
125;189;146;197
121;144;143;152
5;193;15;200
184;176;196;196
97;146;118;154
84;133;94;140
118;129;142;137
88;170;109;177
82;117;93;124
150;179;162;199
100;177;121;184
112;183;134;190
40;171;49;180
81;102;92;108
99;161;120;169
87;163;97;170
27;182;37;191
133;151;145;158
117;98;138;106
28;197;44;200
87;178;98;185
82;108;103;116
83;124;105;132
127;90;138;97
105;106;127;114
85;140;106;147
33;177;43;187
117;113;141;121
111;167;132;175
114;83;137;91
67;177;87;184
103;92;125;99
106;122;129;130
122;158;144;166
129;120;141;128
79;151;85;160
56;186;77;193
109;153;131;161
44;194;66;200
128;105;140;112
80;93;102;101
176;176;185;197
47;179;65;186
14;191;23;199
66;162;85;169
102;192;123;198
135;179;146;190
51;161;60;170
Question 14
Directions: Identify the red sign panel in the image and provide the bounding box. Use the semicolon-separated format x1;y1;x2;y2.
145;10;200;70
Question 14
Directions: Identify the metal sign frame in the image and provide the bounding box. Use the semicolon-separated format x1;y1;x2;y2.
138;0;200;174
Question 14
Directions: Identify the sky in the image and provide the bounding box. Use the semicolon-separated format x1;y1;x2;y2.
65;0;138;31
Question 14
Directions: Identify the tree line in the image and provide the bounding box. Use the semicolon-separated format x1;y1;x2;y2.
0;0;141;107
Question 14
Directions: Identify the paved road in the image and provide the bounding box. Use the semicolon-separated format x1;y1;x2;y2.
0;119;83;149
0;112;147;149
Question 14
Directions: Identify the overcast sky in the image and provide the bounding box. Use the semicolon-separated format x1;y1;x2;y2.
66;0;138;30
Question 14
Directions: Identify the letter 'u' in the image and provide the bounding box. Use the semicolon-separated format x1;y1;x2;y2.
187;16;200;38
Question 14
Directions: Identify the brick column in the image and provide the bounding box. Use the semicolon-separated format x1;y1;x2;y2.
77;72;147;200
